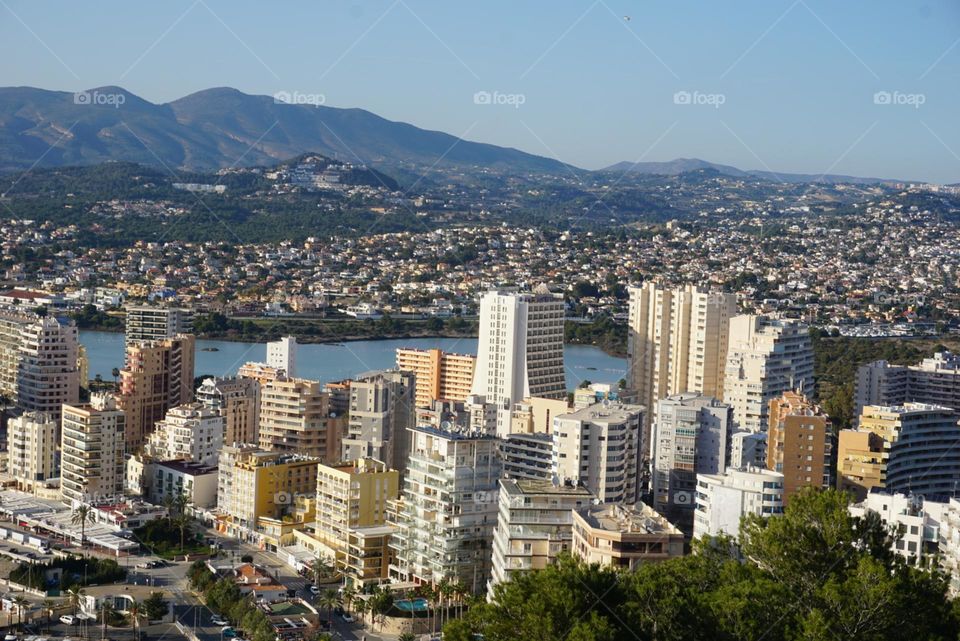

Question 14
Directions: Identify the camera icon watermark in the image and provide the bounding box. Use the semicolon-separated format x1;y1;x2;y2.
473;90;526;109
74;90;126;109
673;490;694;506
873;291;925;306
873;91;925;109
274;90;326;107
473;490;498;505
673;90;725;109
274;492;293;505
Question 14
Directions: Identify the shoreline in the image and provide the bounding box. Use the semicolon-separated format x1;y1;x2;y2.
78;325;628;358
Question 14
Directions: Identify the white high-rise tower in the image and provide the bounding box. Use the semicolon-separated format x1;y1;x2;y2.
470;287;566;435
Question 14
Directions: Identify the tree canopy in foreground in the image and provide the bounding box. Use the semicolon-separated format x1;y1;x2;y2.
444;489;960;641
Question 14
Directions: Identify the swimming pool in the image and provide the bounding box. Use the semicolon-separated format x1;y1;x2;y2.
394;598;429;612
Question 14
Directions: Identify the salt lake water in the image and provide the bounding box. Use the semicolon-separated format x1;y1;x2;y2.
80;331;628;391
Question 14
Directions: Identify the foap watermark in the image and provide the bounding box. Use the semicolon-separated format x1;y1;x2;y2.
873;291;925;306
473;90;526;109
274;90;326;107
473;490;498;505
74;90;126;109
873;91;925;109
673;90;725;109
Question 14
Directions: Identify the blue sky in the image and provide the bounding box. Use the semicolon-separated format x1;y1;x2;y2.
2;0;959;182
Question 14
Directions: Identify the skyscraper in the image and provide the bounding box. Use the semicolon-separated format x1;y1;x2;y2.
196;376;261;445
388;425;501;594
854;352;960;422
395;347;476;408
0;310;80;420
61;394;126;506
723;315;814;432
258;377;342;462
837;403;960;500
552;401;644;504
471;287;566;436
342;370;415;473
766;391;835;502
650;393;732;516
266;336;298;378
118;335;196;453
124;305;193;345
8;411;58;493
627;284;736;435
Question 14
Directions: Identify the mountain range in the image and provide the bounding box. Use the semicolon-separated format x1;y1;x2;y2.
0;86;899;184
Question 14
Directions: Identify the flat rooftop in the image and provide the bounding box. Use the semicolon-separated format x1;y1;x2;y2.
576;503;681;536
502;478;594;498
558;401;644;424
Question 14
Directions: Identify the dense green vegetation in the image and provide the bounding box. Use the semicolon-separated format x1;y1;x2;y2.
192;312;479;343
9;556;126;591
565;316;628;357
71;304;124;331
133;517;206;559
445;489;960;641
810;330;959;428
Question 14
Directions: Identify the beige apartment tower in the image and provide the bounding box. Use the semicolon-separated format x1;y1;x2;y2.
8;412;58;493
258;377;342;462
627;283;736;432
61;394;126;506
395;347;476;408
766;391;835;503
118;335;196;453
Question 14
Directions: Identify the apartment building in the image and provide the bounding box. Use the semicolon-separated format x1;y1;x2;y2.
135;459;219;509
342;370;414;473
693;467;785;540
627;283;736;435
723;315;814;432
489;479;593;596
258;378;342;462
266;336;298;378
855;352;960;421
196;376;261;446
124;305;193;345
314;458;399;587
143;402;224;466
118;335;196;453
572;503;684;569
552;402;644;504
8;412;58;493
395;347;476;408
650;393;732;516
499;432;554;480
471;287;566;435
388;425;501;594
837;403;960;500
216;445;320;543
766;391;835;502
0;310;80;420
61;394;126;506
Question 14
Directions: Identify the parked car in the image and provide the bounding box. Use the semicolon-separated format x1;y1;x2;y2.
222;629;238;639
59;616;76;625
211;616;228;626
341;613;354;623
309;585;320;595
136;562;151;569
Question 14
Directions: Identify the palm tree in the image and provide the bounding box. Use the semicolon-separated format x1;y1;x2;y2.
313;552;334;589
438;579;454;629
317;589;340;626
453;581;468;620
100;600;115;640
111;367;120;388
398;633;416;641
353;598;368;626
42;598;55;632
13;595;29;631
127;599;145;641
71;505;96;553
340;585;356;614
67;588;86;616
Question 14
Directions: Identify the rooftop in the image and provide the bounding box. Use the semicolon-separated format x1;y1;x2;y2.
502;478;594;498
576;502;681;536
